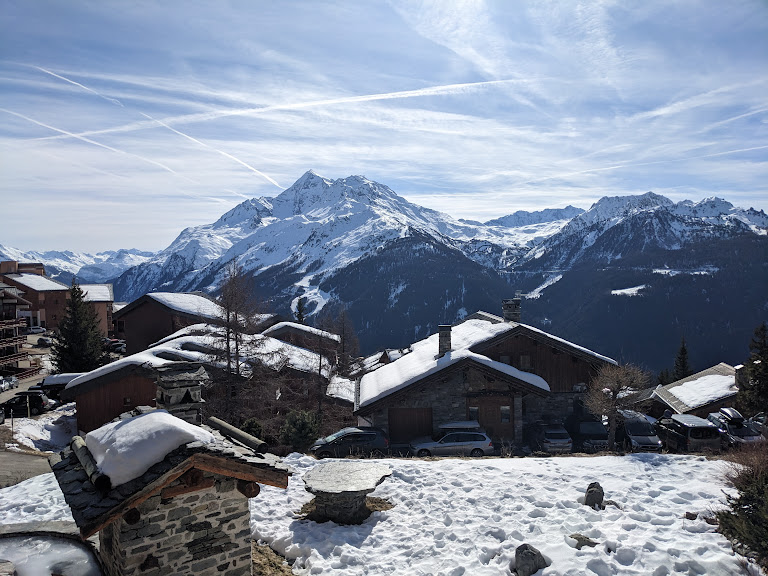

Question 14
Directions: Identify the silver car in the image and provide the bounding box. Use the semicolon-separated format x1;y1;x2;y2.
411;431;495;457
533;424;573;454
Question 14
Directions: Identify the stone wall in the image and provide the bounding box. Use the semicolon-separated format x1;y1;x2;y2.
100;473;252;576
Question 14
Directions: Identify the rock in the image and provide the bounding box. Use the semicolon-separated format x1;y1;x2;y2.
584;482;604;509
685;511;698;520
513;543;550;576
0;560;14;576
569;533;599;550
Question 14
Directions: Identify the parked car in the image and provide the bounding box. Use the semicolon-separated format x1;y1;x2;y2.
37;337;53;347
566;416;608;453
0;376;18;391
617;411;663;453
26;326;46;334
706;408;765;449
2;391;51;416
531;423;573;454
654;413;720;453
310;427;390;459
411;431;495;457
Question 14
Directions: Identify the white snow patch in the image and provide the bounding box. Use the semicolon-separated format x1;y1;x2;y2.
5;403;77;452
0;473;73;524
527;274;563;299
611;285;647;297
85;410;214;486
669;374;738;409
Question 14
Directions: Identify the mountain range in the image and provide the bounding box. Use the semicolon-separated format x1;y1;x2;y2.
4;171;767;373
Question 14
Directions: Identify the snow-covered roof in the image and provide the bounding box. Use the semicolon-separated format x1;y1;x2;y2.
652;363;738;414
262;321;341;343
326;375;355;403
358;319;550;409
65;323;332;396
112;302;128;313
2;273;68;292
147;292;222;320
80;283;113;302
86;410;214;486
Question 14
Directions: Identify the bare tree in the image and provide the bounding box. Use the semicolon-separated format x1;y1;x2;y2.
584;364;649;450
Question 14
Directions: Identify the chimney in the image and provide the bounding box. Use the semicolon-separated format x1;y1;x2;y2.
502;292;522;322
438;325;452;358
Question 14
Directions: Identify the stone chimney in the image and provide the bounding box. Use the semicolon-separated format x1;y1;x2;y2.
155;363;207;425
438;325;452;358
502;292;523;322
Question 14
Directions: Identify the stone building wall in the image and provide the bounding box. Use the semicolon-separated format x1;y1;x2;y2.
100;473;252;576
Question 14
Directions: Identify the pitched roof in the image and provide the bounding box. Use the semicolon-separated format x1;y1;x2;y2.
262;321;341;343
357;318;551;410
1;273;69;292
651;362;738;414
80;284;114;302
63;323;332;400
50;407;289;538
113;292;223;321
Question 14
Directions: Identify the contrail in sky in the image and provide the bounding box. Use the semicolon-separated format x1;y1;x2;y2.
30;65;282;189
0;107;198;185
32;78;529;141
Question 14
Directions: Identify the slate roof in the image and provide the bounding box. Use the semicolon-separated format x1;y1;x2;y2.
651;362;738;414
50;407;289;539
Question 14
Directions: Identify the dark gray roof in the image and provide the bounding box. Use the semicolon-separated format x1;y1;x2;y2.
50;407;289;538
651;362;737;414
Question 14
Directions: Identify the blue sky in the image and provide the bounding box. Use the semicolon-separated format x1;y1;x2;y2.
1;1;767;252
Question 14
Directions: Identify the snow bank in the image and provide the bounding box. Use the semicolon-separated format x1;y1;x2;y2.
669;374;737;409
85;411;214;486
7;402;77;452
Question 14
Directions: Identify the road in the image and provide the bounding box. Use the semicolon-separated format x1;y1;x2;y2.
0;450;53;488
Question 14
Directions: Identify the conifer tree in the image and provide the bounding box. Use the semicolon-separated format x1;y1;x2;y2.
51;279;108;373
672;337;693;381
738;321;768;415
294;297;307;324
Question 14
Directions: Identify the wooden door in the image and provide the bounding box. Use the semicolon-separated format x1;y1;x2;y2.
388;407;433;443
467;396;515;441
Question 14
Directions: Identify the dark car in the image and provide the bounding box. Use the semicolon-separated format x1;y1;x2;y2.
655;413;720;453
566;416;608;453
410;431;495;457
617;412;662;453
530;423;573;454
706;408;765;449
2;391;51;416
310;427;390;459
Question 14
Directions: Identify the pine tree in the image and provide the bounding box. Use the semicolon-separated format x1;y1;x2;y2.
672;337;693;381
294;297;307;324
51;279;108;373
657;368;672;386
738;321;768;415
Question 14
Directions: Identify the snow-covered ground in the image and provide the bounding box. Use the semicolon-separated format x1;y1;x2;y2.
251;454;757;576
3;403;77;452
0;405;762;575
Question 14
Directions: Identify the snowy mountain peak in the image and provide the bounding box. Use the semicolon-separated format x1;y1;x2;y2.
213;197;273;228
484;206;585;228
582;192;673;224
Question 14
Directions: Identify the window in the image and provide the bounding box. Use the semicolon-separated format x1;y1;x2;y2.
519;355;531;370
468;406;479;421
500;405;511;423
117;320;125;332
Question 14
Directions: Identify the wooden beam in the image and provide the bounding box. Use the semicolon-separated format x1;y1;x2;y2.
191;454;288;489
161;477;215;499
71;436;111;493
236;480;260;498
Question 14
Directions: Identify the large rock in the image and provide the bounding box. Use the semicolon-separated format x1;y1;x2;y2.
584;482;604;509
513;543;549;576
